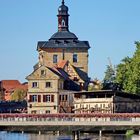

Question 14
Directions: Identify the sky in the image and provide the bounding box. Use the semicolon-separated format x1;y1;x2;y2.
0;0;140;83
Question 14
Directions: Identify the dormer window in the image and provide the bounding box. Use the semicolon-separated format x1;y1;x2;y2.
64;40;69;44
55;40;60;44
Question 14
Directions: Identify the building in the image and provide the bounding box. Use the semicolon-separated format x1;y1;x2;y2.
26;0;91;114
0;80;28;101
74;90;140;113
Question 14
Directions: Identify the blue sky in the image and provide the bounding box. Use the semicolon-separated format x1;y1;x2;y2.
0;0;140;82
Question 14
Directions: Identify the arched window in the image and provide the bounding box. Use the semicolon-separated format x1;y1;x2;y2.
62;19;65;26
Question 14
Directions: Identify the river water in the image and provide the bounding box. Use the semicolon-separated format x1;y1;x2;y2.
0;132;139;140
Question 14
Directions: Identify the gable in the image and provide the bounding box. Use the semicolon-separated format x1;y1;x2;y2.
65;62;84;83
56;60;86;83
26;65;61;80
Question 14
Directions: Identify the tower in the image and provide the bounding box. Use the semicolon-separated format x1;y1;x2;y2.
37;0;90;76
26;0;91;114
58;0;69;31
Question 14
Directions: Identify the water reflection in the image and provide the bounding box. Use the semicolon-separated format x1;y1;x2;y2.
0;132;140;140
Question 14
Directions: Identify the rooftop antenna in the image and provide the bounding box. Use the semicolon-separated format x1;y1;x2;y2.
108;57;116;75
108;57;113;69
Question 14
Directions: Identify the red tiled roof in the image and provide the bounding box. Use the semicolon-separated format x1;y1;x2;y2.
0;80;28;92
15;84;28;91
57;60;68;69
1;80;20;90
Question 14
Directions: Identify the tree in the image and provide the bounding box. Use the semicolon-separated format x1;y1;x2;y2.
88;79;102;91
103;65;116;83
116;41;140;94
11;89;27;101
102;63;120;90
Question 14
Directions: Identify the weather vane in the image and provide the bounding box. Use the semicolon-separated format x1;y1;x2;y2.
62;0;65;5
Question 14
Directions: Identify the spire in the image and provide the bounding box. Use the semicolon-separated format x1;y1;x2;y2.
57;0;69;31
62;0;65;5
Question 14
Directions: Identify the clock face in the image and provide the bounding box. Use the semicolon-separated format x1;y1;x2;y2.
59;7;62;11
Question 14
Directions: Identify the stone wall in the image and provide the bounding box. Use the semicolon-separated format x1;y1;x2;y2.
39;48;89;74
28;79;59;93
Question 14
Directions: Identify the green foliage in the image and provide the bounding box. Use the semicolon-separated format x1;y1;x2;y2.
126;130;134;136
11;89;27;101
88;85;94;91
88;79;102;91
104;65;115;83
116;41;140;94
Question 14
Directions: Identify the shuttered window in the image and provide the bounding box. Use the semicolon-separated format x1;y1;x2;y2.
51;95;54;102
29;95;41;103
38;95;41;102
32;95;37;102
43;95;55;102
43;95;46;102
29;95;32;102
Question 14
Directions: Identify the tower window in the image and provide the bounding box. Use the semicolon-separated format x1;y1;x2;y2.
73;54;78;63
53;55;58;63
62;19;65;26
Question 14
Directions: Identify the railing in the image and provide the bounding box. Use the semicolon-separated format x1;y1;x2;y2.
0;113;140;123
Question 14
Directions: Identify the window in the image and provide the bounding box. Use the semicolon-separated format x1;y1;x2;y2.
32;95;37;102
41;70;46;76
46;95;51;102
73;54;77;63
38;95;41;102
62;19;65;26
59;95;61;101
59;95;68;101
59;82;63;89
54;106;56;110
46;82;51;88
29;95;41;102
43;95;54;102
65;95;68;101
53;55;58;63
32;82;38;88
46;110;50;114
95;104;98;108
